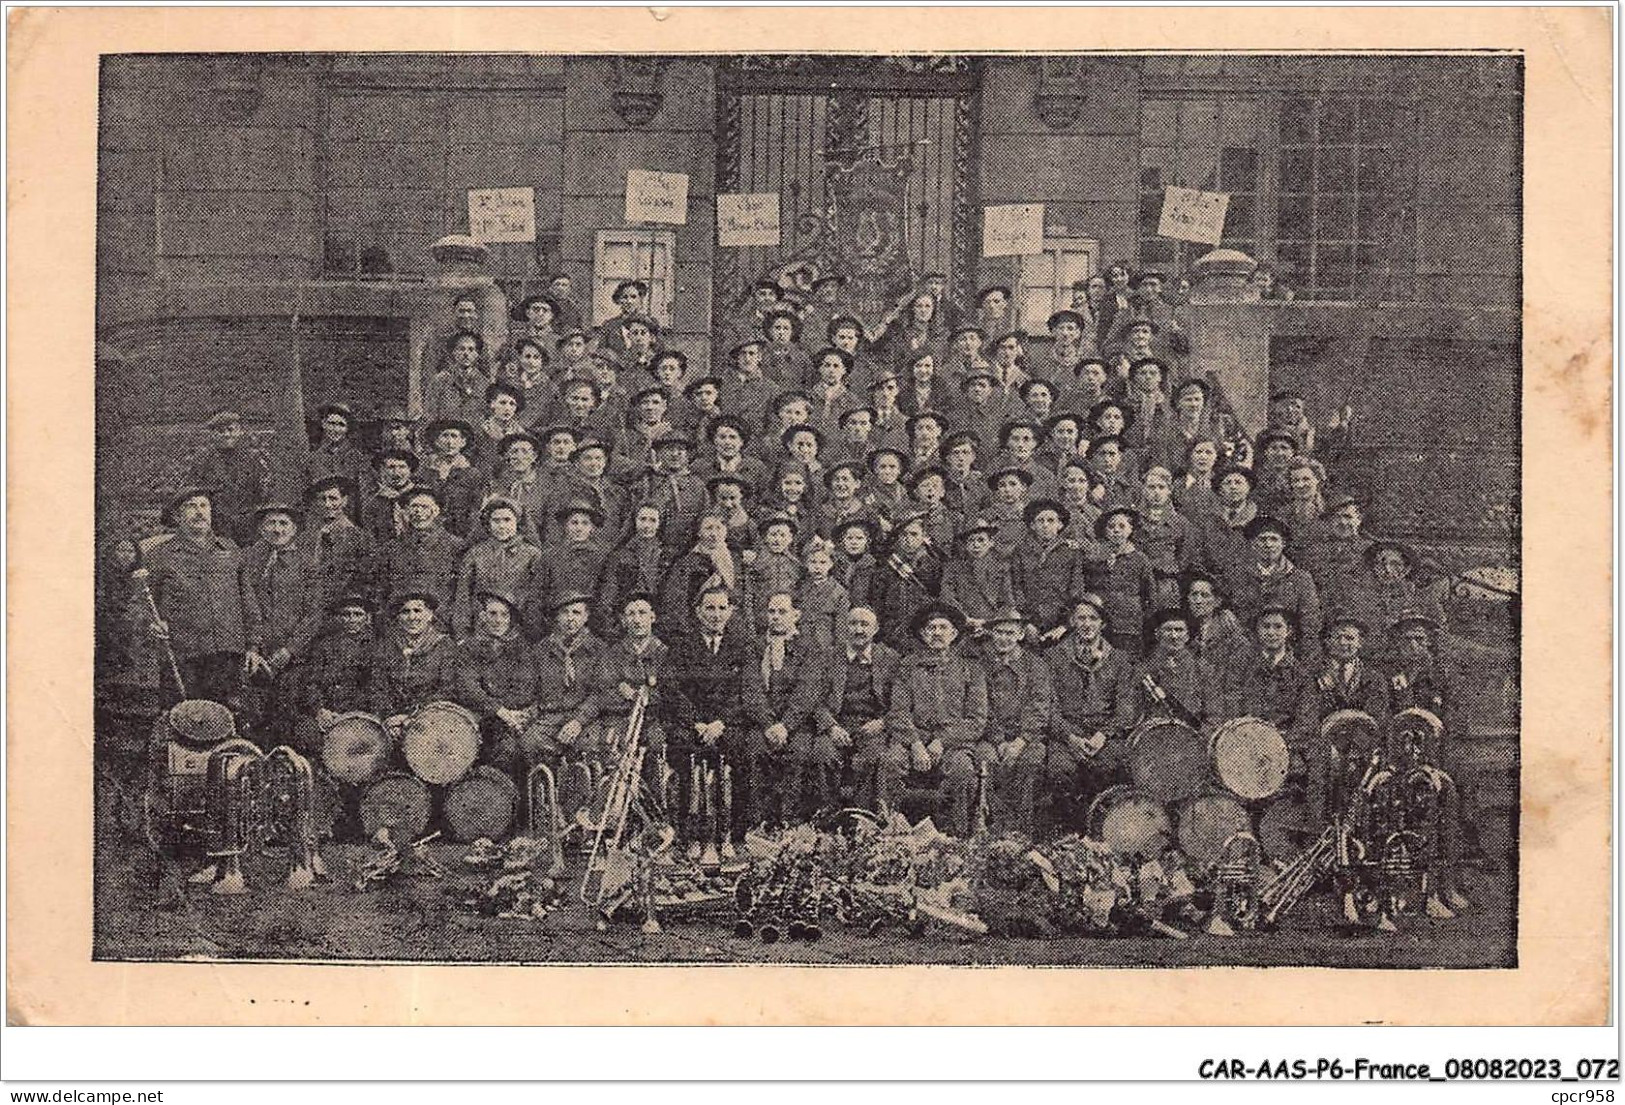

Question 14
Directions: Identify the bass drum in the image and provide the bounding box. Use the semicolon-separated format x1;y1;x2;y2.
1088;784;1173;860
1256;791;1314;864
442;764;519;842
1210;716;1290;801
1176;792;1255;869
321;712;393;786
402;701;481;785
1128;718;1209;805
358;772;432;842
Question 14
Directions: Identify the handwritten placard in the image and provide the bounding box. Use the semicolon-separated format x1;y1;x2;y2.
981;203;1046;258
625;170;690;225
716;192;781;247
1158;186;1230;246
467;187;536;244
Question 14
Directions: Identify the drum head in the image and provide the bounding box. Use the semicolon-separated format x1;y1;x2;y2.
1089;785;1172;859
358;773;431;841
1256;791;1314;863
1129;719;1209;804
321;713;392;785
1177;792;1255;868
442;765;519;842
1211;717;1290;800
402;701;481;785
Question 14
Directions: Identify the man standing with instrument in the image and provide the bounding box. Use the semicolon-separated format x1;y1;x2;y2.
1043;594;1139;833
887;602;988;837
976;608;1053;836
663;585;753;850
140;487;266;712
742;592;827;828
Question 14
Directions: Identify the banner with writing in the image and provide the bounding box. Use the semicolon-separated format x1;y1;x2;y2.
1157;186;1230;246
467;187;536;244
625;170;690;225
981;203;1046;258
716;192;781;247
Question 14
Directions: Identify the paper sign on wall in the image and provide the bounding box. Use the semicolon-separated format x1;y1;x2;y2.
716;192;781;247
981;203;1046;258
1158;186;1230;246
625;170;690;225
468;187;536;243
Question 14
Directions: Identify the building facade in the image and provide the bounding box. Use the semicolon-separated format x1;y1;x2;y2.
97;52;1521;567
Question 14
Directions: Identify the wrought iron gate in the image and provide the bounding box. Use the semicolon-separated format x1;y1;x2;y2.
715;57;980;336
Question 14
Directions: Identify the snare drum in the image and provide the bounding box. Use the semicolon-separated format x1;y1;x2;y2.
321;712;393;785
1210;716;1290;801
1088;784;1173;859
1176;792;1255;868
443;764;519;842
358;772;432;841
402;701;481;785
1128;718;1209;804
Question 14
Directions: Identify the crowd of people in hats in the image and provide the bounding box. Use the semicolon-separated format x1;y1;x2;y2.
100;262;1464;849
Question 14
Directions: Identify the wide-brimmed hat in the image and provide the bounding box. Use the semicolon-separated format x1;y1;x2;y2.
910;601;968;639
160;486;215;527
1023;498;1071;528
1094;505;1140;538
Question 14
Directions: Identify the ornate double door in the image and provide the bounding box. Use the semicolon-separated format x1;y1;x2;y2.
714;56;981;339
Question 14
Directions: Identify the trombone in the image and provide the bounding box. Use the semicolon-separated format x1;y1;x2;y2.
579;683;658;912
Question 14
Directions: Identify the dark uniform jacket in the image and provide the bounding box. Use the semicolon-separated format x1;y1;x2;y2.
981;646;1055;745
592;635;668;719
454;631;540;714
743;631;826;735
305;516;377;612
941;553;1016;626
887;648;988;751
1044;637;1139;739
144;531;263;658
371;627;457;718
243;539;324;659
296;627;374;714
361;485;411;547
1222;647;1316;748
531;631;606;726
452;537;546;639
835;551;877;612
1311;657;1392;724
596;537;667;637
1228;558;1323;658
869;547;944;652
1080;547;1156;645
419;457;489;538
378;524;466;613
1010;536;1083;633
663;623;755;748
1137;646;1221;727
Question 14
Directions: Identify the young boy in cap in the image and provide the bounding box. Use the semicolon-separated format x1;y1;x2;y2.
1082;506;1155;657
303;475;377;613
983;467;1036;556
143;487;266;709
906;410;946;473
376;486;466;618
597;279;656;360
531;501;610;637
993;419;1060;500
825;405;878;469
453;590;540;775
940;516;1015;639
747;513;804;632
1221;606;1316;756
976;608;1053;835
451;498;545;639
886;602;989;836
1231;514;1323;660
1043;593;1139;830
183;411;272;544
616;384;678;475
794;537;851;651
942;323;991;387
420;418;489;538
833;519;879;612
1011;499;1084;645
907;464;959;549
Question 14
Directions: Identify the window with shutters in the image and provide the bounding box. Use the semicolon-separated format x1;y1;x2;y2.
1016;236;1099;333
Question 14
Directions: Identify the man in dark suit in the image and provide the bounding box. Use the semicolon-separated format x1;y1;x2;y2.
813;606;902;815
741;591;828;828
662;584;753;852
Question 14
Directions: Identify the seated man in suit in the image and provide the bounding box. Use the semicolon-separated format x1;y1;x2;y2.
742;591;827;829
813;606;901;815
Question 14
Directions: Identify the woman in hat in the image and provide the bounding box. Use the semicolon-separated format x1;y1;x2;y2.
597;501;668;638
1082;505;1155;657
899;349;950;420
677;373;726;443
451;497;544;639
498;337;557;430
372;591;458;731
761;308;813;387
1135;465;1196;610
478;380;530;459
452;589;540;776
1017;377;1057;429
1056;459;1103;553
426;329;495;426
419;418;489;539
301;401;370;506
